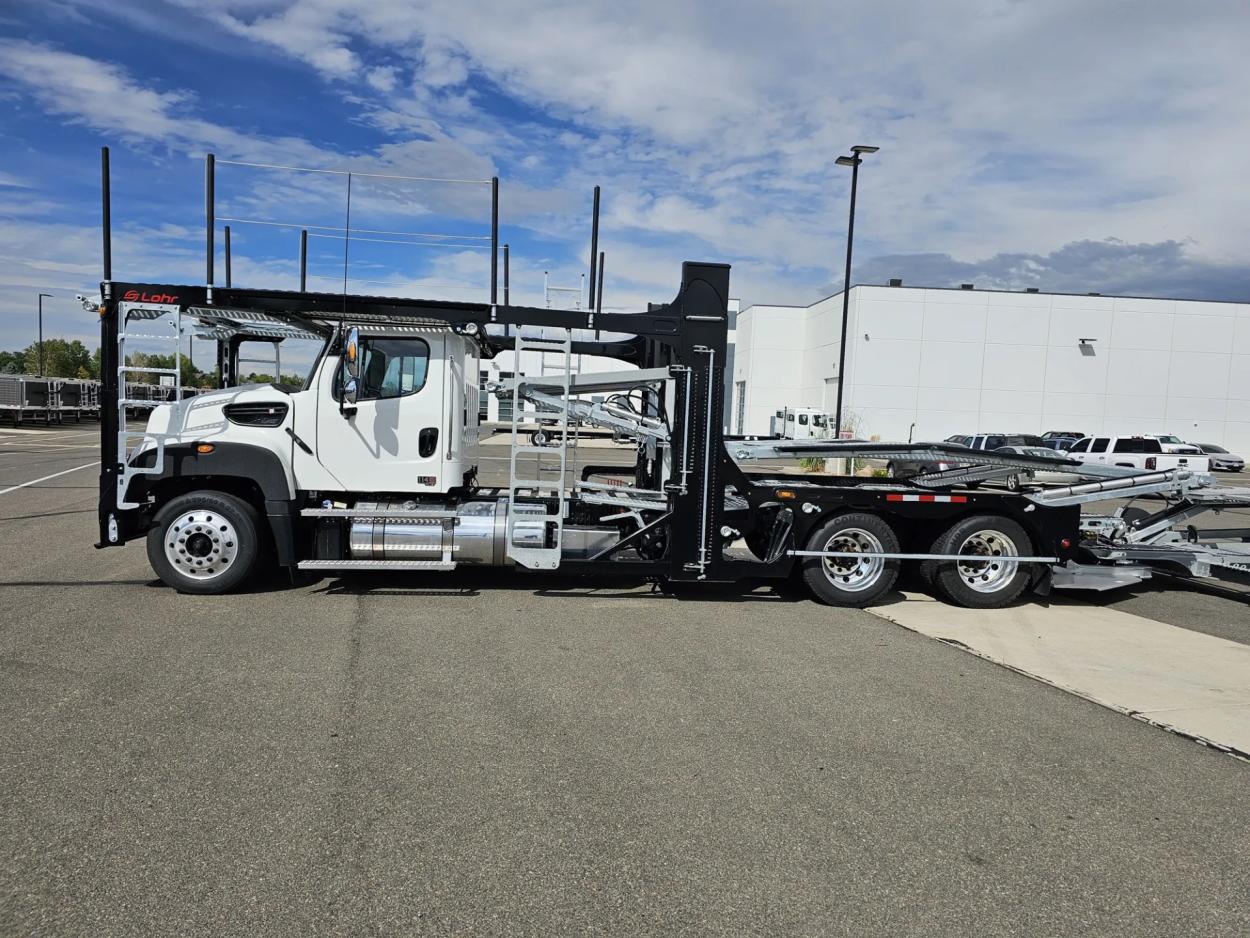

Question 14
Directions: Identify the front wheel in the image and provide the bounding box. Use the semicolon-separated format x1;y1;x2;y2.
921;515;1033;608
801;512;901;607
147;491;261;594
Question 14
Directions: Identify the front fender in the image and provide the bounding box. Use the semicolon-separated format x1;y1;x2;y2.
128;442;293;502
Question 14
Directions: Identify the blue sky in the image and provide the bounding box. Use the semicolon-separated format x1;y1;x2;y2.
2;0;1249;352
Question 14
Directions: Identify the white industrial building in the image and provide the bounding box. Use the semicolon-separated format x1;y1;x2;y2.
734;284;1250;453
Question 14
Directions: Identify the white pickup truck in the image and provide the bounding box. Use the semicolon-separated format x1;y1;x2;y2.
1066;435;1210;472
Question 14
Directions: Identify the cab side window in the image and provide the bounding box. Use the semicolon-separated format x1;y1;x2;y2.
1091;438;1110;453
1069;438;1090;453
354;337;430;400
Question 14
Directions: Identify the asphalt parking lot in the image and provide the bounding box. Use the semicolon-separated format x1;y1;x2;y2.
2;423;1249;936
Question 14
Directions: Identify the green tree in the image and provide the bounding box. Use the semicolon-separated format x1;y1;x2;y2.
23;339;92;378
239;372;304;386
0;350;24;374
124;352;203;387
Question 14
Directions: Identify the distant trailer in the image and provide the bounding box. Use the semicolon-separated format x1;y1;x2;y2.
0;375;57;426
56;379;103;422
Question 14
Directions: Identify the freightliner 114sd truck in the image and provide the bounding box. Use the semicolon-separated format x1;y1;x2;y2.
88;155;1250;607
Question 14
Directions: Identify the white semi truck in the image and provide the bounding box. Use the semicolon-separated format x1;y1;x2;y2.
89;153;1250;608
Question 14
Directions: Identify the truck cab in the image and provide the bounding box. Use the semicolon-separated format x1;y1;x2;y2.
140;326;481;499
770;406;830;440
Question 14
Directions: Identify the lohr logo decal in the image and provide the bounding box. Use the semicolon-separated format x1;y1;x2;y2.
122;290;180;303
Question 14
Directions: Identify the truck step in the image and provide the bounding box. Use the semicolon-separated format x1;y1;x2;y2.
300;508;458;520
297;559;457;571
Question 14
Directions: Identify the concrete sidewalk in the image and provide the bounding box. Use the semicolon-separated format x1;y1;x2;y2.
870;593;1250;759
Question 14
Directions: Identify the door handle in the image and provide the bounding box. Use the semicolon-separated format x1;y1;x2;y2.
419;427;438;458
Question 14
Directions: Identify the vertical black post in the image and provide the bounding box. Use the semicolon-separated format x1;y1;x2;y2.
224;225;232;288
37;294;46;376
594;251;605;339
205;153;215;292
101;147;112;280
97;151;118;544
299;229;308;291
834;159;858;439
587;185;600;309
503;242;510;306
595;251;605;316
490;176;499;305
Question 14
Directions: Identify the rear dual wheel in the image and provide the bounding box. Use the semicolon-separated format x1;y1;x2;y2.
920;514;1032;609
801;512;901;607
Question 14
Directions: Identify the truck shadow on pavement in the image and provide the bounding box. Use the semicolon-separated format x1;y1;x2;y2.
308;567;820;605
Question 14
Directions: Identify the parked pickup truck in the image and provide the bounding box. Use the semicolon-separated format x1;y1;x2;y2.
1066;435;1210;472
1145;434;1207;457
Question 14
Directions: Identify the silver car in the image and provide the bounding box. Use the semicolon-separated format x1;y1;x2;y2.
1198;444;1245;472
995;445;1084;490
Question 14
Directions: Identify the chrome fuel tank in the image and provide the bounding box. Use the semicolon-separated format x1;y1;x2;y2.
348;498;545;564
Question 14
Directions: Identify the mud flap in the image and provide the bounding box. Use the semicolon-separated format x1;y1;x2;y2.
764;507;795;564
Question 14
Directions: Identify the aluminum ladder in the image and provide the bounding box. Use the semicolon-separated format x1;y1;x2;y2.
506;327;573;569
115;302;185;509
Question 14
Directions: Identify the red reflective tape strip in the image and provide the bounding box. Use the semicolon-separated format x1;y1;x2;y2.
885;493;969;504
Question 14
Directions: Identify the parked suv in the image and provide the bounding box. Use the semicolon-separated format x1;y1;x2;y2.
968;433;1046;450
1067;436;1210;472
887;433;1045;478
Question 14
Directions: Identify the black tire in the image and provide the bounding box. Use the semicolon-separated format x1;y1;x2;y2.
886;462;897;478
147;491;261;595
801;512;901;608
922;514;1033;609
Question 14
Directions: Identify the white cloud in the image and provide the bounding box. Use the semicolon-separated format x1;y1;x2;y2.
159;0;1250;279
366;66;399;92
10;0;1250;323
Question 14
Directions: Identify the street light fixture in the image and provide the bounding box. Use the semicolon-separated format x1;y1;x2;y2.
833;145;878;439
37;293;52;377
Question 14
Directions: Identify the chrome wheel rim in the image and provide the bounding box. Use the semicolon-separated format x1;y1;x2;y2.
165;510;238;580
821;528;886;592
956;529;1019;593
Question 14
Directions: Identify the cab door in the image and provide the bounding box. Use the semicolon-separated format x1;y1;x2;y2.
310;333;448;493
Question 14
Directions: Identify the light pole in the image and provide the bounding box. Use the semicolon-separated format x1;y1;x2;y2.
37;293;52;376
832;145;878;438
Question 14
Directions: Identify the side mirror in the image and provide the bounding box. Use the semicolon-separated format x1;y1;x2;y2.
344;327;361;381
343;376;359;407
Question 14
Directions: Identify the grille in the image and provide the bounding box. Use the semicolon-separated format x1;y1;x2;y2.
223;401;289;427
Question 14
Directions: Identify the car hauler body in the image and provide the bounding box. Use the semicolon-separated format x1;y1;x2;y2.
92;262;1250;608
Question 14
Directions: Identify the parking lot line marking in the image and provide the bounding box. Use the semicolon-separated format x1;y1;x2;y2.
0;462;100;496
870;593;1250;759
